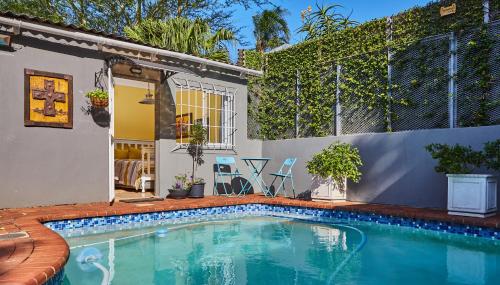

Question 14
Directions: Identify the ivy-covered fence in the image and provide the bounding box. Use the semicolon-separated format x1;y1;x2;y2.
244;0;500;140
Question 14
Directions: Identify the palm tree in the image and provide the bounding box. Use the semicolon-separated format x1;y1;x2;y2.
299;3;357;40
124;17;235;62
252;7;290;52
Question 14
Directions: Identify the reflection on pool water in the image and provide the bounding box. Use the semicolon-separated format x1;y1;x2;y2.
60;216;500;285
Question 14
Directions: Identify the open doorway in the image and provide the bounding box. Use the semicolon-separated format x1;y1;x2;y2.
112;72;158;201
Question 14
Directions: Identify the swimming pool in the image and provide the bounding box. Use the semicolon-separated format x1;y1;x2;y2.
48;205;500;285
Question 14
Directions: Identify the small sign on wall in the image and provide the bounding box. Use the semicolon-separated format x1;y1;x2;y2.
24;69;73;128
440;3;457;17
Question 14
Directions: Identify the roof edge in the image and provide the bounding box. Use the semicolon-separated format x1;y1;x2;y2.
0;13;263;77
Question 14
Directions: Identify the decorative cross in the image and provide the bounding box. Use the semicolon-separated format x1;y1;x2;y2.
32;80;66;117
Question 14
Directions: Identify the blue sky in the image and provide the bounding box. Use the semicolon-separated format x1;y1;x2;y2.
230;0;434;57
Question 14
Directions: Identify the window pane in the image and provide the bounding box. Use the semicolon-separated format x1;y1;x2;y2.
175;90;204;144
208;93;222;144
173;80;235;148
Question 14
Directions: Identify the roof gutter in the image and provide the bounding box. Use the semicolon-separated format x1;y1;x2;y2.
0;16;263;77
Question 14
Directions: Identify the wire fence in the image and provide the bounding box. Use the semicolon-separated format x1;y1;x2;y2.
391;34;450;131
249;19;500;139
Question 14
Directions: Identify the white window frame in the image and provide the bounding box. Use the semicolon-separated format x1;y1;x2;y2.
172;78;236;150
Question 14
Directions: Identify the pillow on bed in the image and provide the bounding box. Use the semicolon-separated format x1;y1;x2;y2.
115;148;129;159
128;147;142;159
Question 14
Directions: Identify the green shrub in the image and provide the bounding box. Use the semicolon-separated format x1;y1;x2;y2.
483;139;500;171
172;173;189;190
425;143;483;174
85;89;108;99
306;142;363;183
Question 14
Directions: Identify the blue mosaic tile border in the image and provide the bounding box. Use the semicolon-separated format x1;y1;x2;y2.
44;204;500;240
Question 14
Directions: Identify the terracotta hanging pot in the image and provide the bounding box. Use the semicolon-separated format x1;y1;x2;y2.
90;97;109;108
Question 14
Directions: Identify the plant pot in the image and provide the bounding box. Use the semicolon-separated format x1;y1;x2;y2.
310;176;347;201
189;183;205;198
167;188;190;199
90;97;109;108
447;174;497;218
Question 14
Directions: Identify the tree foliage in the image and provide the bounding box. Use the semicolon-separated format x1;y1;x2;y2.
0;0;272;37
252;7;290;52
299;3;357;40
124;17;235;62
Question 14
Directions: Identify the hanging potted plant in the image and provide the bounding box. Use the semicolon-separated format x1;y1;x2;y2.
306;142;363;200
86;89;109;108
187;123;207;198
426;141;498;218
168;173;190;199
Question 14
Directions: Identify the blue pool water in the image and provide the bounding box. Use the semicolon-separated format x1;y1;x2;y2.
59;215;500;285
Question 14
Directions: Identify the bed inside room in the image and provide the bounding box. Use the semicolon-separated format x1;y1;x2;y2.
113;76;157;201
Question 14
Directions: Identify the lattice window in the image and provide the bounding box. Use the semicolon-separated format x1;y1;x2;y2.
172;78;236;149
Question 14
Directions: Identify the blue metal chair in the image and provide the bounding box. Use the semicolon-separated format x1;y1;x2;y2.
269;158;297;198
213;157;242;196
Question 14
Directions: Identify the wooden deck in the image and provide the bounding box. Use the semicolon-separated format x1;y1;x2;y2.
1;195;499;284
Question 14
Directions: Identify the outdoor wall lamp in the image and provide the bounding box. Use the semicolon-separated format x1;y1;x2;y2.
129;66;143;75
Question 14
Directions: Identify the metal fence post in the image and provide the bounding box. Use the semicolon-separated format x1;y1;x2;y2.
335;64;342;136
295;69;300;138
448;32;458;128
386;16;393;132
483;0;490;24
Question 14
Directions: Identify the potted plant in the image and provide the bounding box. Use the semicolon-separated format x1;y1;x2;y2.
187;123;207;198
306;142;363;200
426;142;498;218
86;89;109;108
484;140;500;173
168;174;190;199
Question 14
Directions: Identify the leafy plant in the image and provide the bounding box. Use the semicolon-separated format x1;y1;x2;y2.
483;139;500;172
244;0;490;140
299;3;357;40
187;123;207;183
172;173;189;190
124;18;235;62
187;178;205;189
425;143;483;174
306;142;363;185
457;25;495;127
85;89;108;99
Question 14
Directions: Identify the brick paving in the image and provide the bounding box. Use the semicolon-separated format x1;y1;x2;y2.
0;195;499;284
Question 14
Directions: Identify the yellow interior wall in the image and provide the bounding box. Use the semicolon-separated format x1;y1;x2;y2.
175;90;221;143
115;84;155;141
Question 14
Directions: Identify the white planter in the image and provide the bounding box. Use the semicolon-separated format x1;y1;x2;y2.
311;176;347;201
447;174;497;218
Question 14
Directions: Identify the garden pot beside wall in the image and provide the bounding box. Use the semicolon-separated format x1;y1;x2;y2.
168;189;190;199
310;176;347;201
189;183;205;198
447;174;497;218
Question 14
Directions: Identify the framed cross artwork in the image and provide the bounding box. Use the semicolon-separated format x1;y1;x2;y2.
24;69;73;128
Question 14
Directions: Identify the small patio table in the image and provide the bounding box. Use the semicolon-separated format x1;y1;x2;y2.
240;157;273;197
